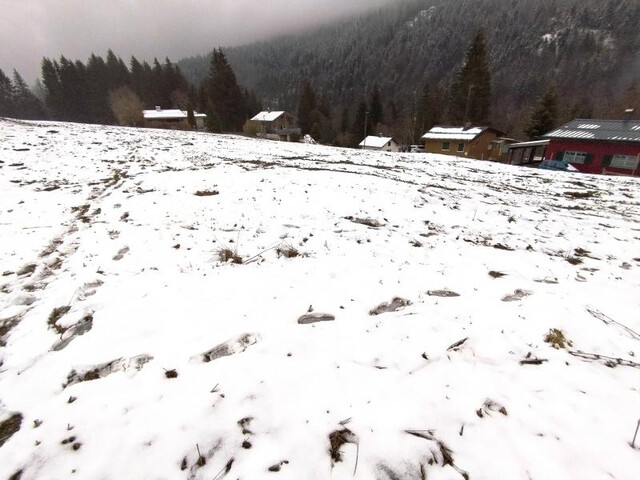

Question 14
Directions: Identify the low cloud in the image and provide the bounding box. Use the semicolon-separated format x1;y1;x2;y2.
0;0;392;83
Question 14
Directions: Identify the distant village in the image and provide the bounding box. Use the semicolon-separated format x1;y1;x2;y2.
1;35;639;178
144;104;640;178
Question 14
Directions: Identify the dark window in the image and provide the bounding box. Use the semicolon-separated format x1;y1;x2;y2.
457;142;465;152
442;142;450;151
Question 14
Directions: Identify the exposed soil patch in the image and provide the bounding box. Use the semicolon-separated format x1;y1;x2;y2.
369;297;411;316
64;354;153;388
195;333;259;363
344;216;383;228
297;312;335;324
489;271;506;278
427;290;460;297
501;289;532;302
194;190;219;196
267;460;289;472
564;190;599;199
0;412;23;448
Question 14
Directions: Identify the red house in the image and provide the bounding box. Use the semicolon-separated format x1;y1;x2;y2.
544;116;640;176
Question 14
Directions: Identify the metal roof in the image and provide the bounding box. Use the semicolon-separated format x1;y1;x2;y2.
251;111;287;122
359;136;394;148
508;139;550;149
544;119;640;143
422;126;488;141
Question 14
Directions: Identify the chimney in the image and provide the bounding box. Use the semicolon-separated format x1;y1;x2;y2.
463;122;472;130
623;108;635;123
155;106;161;112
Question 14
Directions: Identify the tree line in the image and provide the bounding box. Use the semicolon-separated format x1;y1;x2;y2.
1;48;261;133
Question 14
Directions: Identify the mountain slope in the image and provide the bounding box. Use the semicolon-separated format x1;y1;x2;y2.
180;0;640;134
0;120;639;479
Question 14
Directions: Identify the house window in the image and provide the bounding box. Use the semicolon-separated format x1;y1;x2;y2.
563;151;589;164
457;142;465;152
441;142;450;151
610;154;639;170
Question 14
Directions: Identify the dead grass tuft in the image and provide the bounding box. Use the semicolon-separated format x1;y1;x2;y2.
218;247;243;264
544;328;572;349
329;429;354;463
195;190;219;196
0;412;23;448
48;306;71;335
489;270;506;278
344;216;383;228
276;243;300;258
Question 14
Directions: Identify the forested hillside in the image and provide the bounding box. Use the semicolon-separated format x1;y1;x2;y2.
179;0;640;138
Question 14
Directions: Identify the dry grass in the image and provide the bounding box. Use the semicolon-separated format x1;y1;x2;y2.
195;190;219;196
276;243;300;258
544;328;572;349
48;306;71;335
218;247;243;264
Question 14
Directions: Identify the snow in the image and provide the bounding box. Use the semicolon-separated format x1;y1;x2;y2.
359;136;393;149
143;109;206;120
251;111;286;122
422;127;486;141
1;118;639;480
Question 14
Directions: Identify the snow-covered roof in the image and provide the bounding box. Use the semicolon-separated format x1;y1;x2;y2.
251;111;287;122
422;126;488;141
508;139;550;149
544;119;640;143
359;136;394;148
143;109;206;120
143;109;186;120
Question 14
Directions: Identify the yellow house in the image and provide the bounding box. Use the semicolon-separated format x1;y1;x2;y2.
422;125;512;161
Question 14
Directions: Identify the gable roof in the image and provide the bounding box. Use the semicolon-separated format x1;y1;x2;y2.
251;111;287;122
359;136;394;148
143;109;206;120
544;119;640;143
421;126;490;141
143;109;186;120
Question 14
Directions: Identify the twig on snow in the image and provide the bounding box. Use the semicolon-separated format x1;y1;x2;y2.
568;350;640;369
632;418;640;448
586;306;640;340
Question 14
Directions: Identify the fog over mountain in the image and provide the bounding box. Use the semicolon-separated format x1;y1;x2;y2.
0;0;393;82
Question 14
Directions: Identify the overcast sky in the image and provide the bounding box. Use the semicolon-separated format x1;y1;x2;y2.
0;0;392;83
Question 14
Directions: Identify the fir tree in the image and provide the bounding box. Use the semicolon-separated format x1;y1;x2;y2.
450;31;492;124
205;48;246;132
351;96;371;140
297;79;317;135
369;83;384;128
525;86;559;139
0;68;13;117
11;70;47;120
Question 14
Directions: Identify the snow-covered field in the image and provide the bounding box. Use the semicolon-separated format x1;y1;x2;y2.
1;118;639;480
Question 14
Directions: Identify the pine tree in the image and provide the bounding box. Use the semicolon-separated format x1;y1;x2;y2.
525;86;559;139
369;83;384;128
450;31;492;124
297;79;317;135
11;70;47;119
41;58;63;118
351;96;371;141
0;68;13;117
205;48;246;132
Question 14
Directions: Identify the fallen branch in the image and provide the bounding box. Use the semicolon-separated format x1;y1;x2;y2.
568;350;640;369
586;306;640;340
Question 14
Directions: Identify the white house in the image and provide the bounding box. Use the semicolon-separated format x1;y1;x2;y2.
359;135;400;152
249;110;301;141
142;107;207;130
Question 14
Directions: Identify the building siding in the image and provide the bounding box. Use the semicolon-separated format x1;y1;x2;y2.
546;139;640;176
424;130;500;160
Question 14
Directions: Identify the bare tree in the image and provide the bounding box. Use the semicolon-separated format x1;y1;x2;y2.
109;86;143;126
